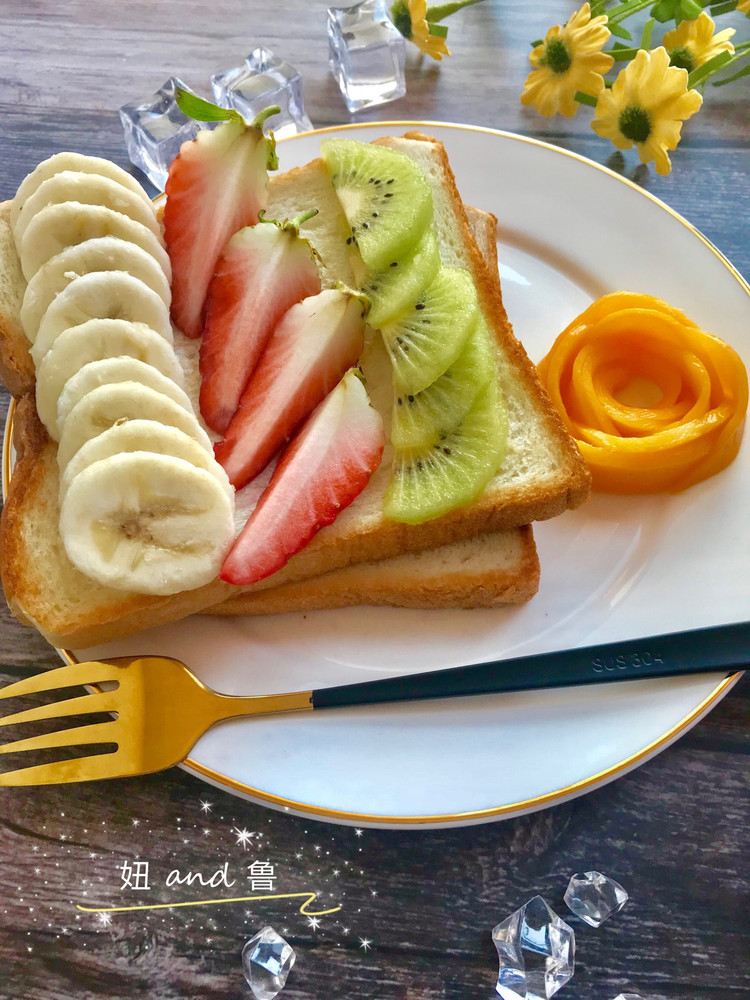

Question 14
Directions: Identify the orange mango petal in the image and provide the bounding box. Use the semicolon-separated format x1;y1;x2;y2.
537;291;748;494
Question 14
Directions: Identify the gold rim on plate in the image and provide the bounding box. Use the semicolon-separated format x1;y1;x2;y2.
2;121;746;826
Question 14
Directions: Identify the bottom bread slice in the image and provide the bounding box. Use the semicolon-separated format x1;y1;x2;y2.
205;526;540;615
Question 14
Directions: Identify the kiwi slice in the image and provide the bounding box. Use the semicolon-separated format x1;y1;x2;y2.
384;379;508;525
321;139;433;273
391;319;497;451
364;230;440;329
381;265;478;395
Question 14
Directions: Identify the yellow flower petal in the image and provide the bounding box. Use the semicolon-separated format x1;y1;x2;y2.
520;3;614;118
404;0;451;61
591;47;702;176
663;11;735;70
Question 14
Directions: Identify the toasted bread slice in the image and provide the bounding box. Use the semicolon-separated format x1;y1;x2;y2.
209;526;540;615
0;133;588;648
208;203;540;616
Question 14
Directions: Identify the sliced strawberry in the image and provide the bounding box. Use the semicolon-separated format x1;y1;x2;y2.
220;369;385;585
164;93;279;339
214;288;367;489
199;215;322;433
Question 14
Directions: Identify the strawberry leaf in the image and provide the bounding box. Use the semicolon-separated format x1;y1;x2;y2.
175;87;244;124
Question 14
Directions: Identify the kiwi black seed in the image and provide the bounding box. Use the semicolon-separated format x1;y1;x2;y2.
384;380;508;525
321;138;433;273
381;265;479;394
390;319;497;451
363;230;440;329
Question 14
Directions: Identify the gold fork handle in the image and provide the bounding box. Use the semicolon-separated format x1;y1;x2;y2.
206;689;314;724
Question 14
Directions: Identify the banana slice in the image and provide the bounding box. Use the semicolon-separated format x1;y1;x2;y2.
60;452;235;595
18;202;171;283
21;237;171;344
14;172;161;250
11;152;153;230
32;271;173;367
36;319;185;440
56;357;194;440
57;382;212;472
59;420;234;503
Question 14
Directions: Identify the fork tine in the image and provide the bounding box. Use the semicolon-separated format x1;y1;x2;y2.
0;660;122;702
0;721;118;757
0;691;120;729
0;751;124;786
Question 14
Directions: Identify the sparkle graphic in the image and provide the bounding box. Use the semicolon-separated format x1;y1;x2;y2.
233;827;253;849
15;795;373;958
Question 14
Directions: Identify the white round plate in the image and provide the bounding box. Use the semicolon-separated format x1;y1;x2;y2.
8;123;748;828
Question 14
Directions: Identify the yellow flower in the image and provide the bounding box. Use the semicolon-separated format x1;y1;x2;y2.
592;47;703;176
663;11;735;73
409;0;451;60
391;0;451;60
736;0;749;15
521;3;614;118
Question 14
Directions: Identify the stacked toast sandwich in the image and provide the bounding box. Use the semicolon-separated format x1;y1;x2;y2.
0;122;590;649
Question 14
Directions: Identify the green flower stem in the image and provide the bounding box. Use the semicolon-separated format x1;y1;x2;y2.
426;0;485;23
712;45;750;87
709;0;737;14
574;91;599;107
610;46;642;60
640;17;655;50
606;0;655;26
687;49;734;88
427;21;449;37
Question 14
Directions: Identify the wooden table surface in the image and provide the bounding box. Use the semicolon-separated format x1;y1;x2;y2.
0;2;748;998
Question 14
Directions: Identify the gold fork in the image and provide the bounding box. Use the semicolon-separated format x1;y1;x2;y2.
0;656;312;786
0;620;745;786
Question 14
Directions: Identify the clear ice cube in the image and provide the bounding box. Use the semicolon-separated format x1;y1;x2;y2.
211;47;313;139
242;926;295;1000
327;0;406;113
564;871;628;928
119;77;209;191
492;895;575;1000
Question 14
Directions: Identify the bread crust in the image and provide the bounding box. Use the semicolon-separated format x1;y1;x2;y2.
0;202;35;398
